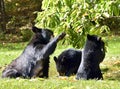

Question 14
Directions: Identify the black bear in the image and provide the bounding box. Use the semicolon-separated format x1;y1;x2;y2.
2;26;66;78
76;34;105;80
54;49;82;76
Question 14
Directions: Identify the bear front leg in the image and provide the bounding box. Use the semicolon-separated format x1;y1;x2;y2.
37;32;66;60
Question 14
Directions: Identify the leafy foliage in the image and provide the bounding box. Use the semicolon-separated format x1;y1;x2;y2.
35;0;120;48
0;0;43;42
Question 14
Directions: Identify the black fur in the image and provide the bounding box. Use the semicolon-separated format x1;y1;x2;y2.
76;34;105;80
54;49;82;76
2;26;66;78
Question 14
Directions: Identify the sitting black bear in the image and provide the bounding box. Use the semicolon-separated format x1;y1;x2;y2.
76;34;105;80
2;26;66;78
54;49;82;76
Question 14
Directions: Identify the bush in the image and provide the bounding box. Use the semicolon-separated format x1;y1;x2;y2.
35;0;120;48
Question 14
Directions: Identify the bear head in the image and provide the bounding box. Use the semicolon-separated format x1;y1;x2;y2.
31;26;54;46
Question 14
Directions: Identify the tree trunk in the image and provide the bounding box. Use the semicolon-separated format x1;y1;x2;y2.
0;0;6;32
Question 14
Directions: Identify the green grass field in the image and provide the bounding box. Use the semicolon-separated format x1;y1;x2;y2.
0;36;120;89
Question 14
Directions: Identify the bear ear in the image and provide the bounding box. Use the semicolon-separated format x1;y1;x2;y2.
54;56;58;63
87;34;92;40
97;37;101;41
32;26;42;33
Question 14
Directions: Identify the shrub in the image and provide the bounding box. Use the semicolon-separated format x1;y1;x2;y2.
35;0;120;48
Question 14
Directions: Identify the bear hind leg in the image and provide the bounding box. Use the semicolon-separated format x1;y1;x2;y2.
2;69;21;78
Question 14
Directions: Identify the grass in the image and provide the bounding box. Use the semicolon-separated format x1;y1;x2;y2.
0;36;120;89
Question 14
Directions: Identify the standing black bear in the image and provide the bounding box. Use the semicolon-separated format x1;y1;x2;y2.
76;34;105;80
2;26;66;78
54;49;82;76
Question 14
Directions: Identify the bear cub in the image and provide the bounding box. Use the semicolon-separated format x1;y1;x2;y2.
76;34;105;80
2;26;66;78
54;49;82;76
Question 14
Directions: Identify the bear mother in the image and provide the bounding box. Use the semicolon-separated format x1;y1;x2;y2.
2;26;66;78
76;34;105;80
